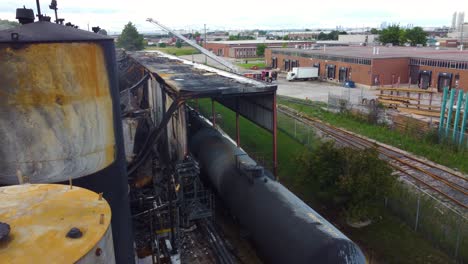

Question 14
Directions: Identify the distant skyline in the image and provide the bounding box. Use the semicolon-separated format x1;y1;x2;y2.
0;0;467;34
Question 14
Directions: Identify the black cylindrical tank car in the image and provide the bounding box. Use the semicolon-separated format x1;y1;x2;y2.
189;111;366;264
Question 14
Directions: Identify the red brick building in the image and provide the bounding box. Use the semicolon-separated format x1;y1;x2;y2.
204;40;315;58
265;47;468;91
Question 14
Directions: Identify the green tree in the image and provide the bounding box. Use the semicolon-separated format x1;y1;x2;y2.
370;28;380;34
0;19;19;30
98;29;108;36
378;25;404;45
256;43;267;57
158;42;167;48
282;35;290;40
296;142;395;221
175;39;182;48
403;27;428;46
194;31;201;38
317;32;328;40
117;22;144;51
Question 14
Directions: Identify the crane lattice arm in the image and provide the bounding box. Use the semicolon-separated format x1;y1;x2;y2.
146;18;239;73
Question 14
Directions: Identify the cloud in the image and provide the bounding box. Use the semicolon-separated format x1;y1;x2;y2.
0;0;467;33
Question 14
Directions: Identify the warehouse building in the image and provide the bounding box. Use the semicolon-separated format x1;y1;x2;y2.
265;47;468;91
204;40;315;58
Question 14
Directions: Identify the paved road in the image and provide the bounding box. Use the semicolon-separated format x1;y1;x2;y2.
179;54;377;104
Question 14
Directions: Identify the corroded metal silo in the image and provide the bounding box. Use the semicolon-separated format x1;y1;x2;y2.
0;22;134;263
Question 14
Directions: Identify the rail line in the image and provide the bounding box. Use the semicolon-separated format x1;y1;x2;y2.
278;105;468;210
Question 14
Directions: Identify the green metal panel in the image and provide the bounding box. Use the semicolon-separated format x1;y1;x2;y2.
452;90;464;142
445;89;456;137
459;95;468;146
439;87;448;135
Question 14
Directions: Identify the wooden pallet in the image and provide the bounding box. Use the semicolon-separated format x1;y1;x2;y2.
377;88;436;94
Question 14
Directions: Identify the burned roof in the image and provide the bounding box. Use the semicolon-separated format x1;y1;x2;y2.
129;51;277;99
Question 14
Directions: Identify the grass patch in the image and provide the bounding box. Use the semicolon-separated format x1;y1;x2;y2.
236;62;267;69
144;46;200;56
191;99;306;184
190;99;455;263
278;97;468;174
343;208;456;264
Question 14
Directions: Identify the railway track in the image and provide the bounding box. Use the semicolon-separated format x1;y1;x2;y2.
278;105;468;211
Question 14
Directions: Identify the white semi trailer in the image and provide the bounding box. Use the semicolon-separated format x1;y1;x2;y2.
286;67;319;81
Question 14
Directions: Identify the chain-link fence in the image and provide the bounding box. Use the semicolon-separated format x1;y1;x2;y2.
277;105;468;263
386;180;467;263
277;111;315;148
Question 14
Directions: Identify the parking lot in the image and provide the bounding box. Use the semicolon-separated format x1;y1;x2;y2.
275;77;378;104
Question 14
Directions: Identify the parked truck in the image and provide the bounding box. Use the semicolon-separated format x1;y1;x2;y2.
286;67;319;81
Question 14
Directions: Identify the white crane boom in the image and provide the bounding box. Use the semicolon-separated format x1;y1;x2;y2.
146;18;239;73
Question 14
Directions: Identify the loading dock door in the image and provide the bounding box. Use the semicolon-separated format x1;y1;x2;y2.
272;57;278;69
437;73;452;92
418;70;432;90
313;63;320;76
409;65;420;84
339;67;348;83
327;65;336;79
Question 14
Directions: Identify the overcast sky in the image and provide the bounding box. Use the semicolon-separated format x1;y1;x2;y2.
1;0;467;34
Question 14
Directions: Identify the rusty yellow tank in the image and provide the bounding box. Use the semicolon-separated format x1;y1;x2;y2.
0;42;115;184
0;184;115;264
0;21;134;262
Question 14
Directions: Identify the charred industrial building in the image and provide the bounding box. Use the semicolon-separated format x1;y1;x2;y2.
0;3;366;263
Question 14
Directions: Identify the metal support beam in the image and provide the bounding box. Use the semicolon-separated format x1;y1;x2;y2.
211;99;216;127
272;93;278;180
236;97;240;147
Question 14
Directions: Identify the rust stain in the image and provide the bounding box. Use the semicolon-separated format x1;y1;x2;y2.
157;73;173;78
0;184;112;263
0;43;110;107
0;43;116;182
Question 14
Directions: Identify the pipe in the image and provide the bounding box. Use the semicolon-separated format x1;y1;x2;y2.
445;89;456;137
459;95;468;146
452;90;464;142
439;87;448;135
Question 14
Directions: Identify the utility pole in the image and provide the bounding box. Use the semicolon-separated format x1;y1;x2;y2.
204;24;207;64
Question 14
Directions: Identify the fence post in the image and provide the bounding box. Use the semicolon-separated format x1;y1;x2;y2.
415;193;420;232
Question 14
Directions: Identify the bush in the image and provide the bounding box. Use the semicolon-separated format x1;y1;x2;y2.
296;141;395;221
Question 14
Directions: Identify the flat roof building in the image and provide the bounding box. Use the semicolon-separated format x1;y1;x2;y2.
265;46;468;91
204;40;315;58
